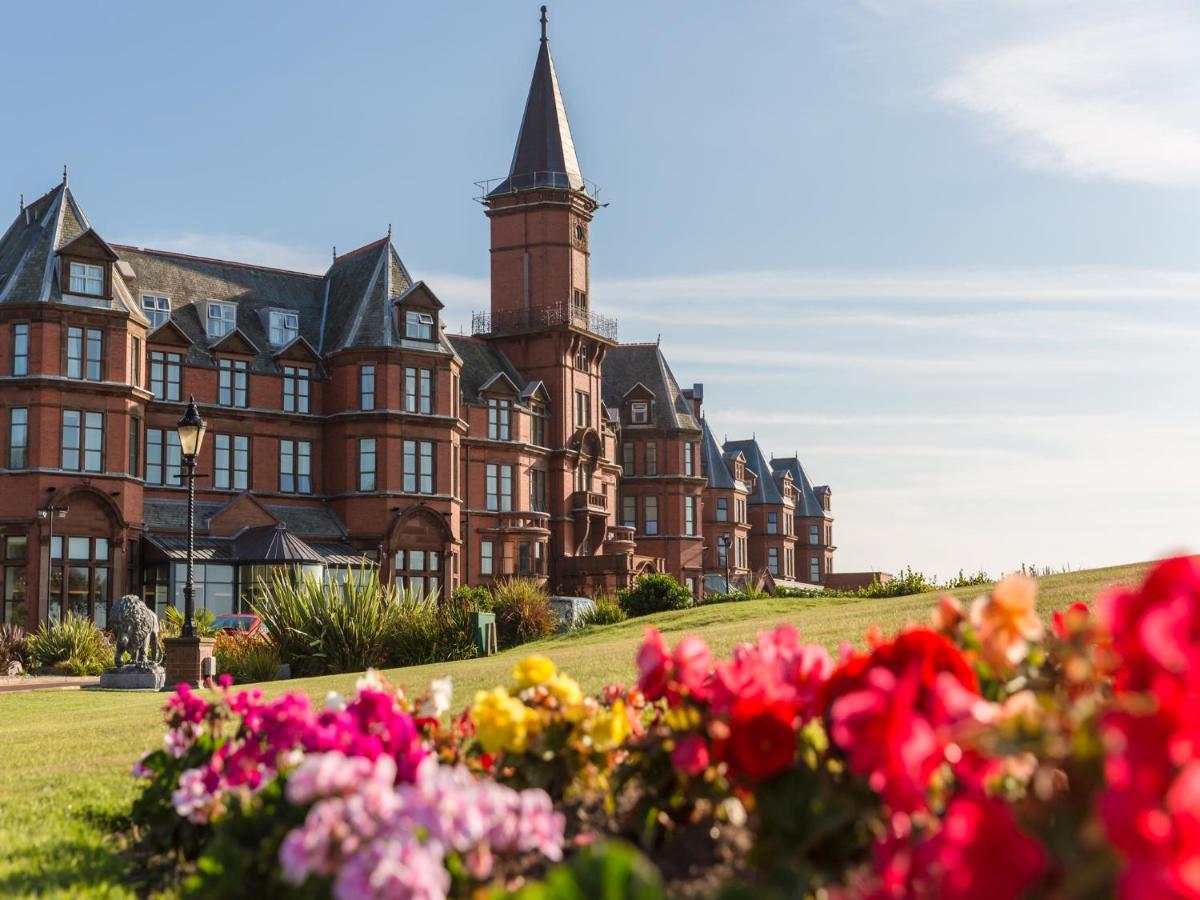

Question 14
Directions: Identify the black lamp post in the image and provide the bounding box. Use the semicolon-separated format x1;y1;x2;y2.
176;397;207;639
719;534;732;593
36;504;68;621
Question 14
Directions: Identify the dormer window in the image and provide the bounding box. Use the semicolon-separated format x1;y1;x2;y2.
142;294;171;328
68;262;104;296
207;301;236;339
269;309;299;346
630;401;649;424
405;311;434;340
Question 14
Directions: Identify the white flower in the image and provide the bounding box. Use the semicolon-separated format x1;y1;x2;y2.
419;677;453;719
355;668;384;693
324;690;346;712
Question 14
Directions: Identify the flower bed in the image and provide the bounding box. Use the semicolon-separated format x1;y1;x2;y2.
126;557;1200;898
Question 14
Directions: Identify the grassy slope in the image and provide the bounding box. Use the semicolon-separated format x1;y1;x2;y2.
0;561;1147;898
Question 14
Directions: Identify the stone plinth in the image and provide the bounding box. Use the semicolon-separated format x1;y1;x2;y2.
98;666;166;691
163;636;217;690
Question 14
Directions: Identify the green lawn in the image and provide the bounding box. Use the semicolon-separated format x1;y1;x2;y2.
0;561;1149;898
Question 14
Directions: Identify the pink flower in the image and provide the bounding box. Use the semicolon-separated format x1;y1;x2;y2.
672;636;712;700
923;795;1046;900
671;734;710;776
332;837;450;900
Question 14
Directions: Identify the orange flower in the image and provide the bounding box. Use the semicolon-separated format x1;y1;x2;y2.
970;575;1044;670
931;594;964;632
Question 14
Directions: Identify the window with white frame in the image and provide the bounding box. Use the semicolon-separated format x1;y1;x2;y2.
279;440;312;493
487;398;511;440
268;310;299;346
62;410;103;472
403;440;434;494
66;326;103;380
768;547;779;576
404;310;434;340
146;429;182;486
486;463;512;512
283;366;310;413
207;301;237;339
218;359;248;407
149;351;182;401
395;549;440;598
684;442;695;476
358;438;377;491
480;541;494;576
685;496;697;536
810;558;820;582
8;409;28;468
574;390;591;429
11;324;28;376
643;495;659;535
213;434;249;491
630;401;648;424
360;365;375;411
142;294;171;328
68;262;104;296
405;367;432;414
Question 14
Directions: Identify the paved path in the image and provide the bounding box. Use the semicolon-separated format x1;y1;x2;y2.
0;675;100;693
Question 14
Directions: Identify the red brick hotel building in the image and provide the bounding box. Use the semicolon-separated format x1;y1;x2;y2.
0;13;838;629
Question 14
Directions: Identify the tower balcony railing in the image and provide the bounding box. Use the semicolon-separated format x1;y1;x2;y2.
472;301;618;343
474;172;602;203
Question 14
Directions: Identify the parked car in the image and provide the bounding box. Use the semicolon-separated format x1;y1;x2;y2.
211;613;267;636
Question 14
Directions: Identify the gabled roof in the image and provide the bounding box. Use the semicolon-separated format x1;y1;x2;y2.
601;344;700;432
272;335;322;363
233;523;325;564
209;327;260;356
724;438;788;506
770;456;830;518
700;418;736;490
447;335;529;404
489;11;585;196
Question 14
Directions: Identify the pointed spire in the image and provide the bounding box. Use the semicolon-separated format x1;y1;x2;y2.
62;164;68;186
19;194;24;211
387;223;392;239
488;6;585;196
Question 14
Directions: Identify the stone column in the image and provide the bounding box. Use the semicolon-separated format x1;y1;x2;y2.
163;635;216;690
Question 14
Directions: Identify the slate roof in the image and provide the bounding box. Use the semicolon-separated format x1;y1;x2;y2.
723;438;789;506
145;532;361;565
448;335;529;404
489;14;585;196
2;176;440;365
142;498;347;539
770;456;831;519
601;344;700;432
699;418;736;490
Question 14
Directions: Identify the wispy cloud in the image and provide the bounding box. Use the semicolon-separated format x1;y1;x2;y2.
937;3;1200;187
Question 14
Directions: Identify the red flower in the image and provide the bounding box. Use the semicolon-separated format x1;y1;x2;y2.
922;795;1046;900
721;697;796;782
672;636;713;700
637;627;673;703
671;734;710;776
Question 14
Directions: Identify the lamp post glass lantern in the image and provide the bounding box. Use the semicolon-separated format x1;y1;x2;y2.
176;397;206;638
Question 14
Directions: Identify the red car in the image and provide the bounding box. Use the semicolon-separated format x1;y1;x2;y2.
211;613;267;636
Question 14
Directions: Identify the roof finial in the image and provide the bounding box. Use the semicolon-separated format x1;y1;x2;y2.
62;164;68;186
19;193;24;210
332;245;337;262
540;5;548;43
387;223;392;239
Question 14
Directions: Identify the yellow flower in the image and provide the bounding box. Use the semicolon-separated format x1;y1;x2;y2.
590;699;631;751
472;687;531;754
547;673;583;707
971;575;1045;670
512;655;557;688
664;706;701;731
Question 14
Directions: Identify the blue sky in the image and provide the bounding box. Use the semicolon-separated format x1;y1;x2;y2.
5;1;1197;578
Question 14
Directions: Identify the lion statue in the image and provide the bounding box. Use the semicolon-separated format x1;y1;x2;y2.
111;594;162;669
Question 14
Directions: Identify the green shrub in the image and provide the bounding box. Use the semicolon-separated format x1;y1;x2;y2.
27;614;113;675
250;570;401;677
492;578;556;648
0;624;29;673
579;593;626;627
160;605;218;638
385;591;479;667
943;568;993;589
451;584;493;612
696;591;755;606
213;632;281;684
618;574;693;618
